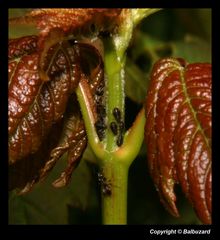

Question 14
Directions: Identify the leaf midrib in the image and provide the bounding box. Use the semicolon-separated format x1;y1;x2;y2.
178;65;210;151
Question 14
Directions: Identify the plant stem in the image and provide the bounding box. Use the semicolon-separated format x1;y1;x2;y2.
76;78;105;160
99;37;127;224
116;108;146;164
103;38;125;151
76;9;161;225
101;108;146;224
101;159;129;224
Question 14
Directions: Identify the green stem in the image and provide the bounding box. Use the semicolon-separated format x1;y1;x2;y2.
101;108;146;224
103;38;125;151
99;37;127;224
101;159;129;224
76;9;161;225
76;78;105;160
116;108;146;164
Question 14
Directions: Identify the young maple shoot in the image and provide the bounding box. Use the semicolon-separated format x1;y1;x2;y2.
8;9;211;225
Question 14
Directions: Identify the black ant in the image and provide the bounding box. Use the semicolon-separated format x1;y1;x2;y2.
97;170;112;196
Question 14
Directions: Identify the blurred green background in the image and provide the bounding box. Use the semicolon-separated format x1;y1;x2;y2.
9;8;211;224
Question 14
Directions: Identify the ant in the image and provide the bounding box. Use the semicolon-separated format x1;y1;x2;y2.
97;170;112;196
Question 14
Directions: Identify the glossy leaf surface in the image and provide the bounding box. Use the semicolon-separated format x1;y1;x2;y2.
8;35;103;193
9;36;80;164
22;9;121;35
145;58;211;224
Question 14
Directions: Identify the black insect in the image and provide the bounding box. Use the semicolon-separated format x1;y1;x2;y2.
118;121;124;132
113;107;121;123
94;95;104;109
95;119;106;141
110;122;118;135
102;183;112;196
95;119;106;130
116;133;123;147
94;81;105;110
95;130;105;141
96;104;106;118
98;171;112;196
95;85;104;96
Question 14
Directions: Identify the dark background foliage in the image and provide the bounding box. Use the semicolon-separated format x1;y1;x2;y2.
8;8;211;224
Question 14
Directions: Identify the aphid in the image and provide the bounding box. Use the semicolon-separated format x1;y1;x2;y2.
94;95;103;105
110;122;118;135
94;86;105;107
113;107;121;123
8;9;122;194
116;133;123;147
96;104;106;118
118;121;124;132
97;170;112;196
95;85;104;96
9;35;107;193
96;129;105;141
95;119;106;141
95;119;106;130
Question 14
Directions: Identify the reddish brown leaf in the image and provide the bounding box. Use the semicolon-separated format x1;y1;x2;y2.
9;9;121;81
144;58;211;224
39;96;87;188
9;9;121;35
8;35;104;193
27;8;121;35
9;119;64;193
9;36;80;164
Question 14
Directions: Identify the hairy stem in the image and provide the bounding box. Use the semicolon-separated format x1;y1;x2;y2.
99;36;127;224
104;38;125;151
76;77;105;160
77;9;161;224
101;159;129;224
116;108;146;164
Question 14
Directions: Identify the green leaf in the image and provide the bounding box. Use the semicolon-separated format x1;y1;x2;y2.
194;9;211;42
171;35;211;63
125;58;148;104
172;9;211;43
83;145;99;164
129;31;164;62
124;32;169;103
125;33;211;104
9;9;38;38
9;152;97;224
9;9;31;18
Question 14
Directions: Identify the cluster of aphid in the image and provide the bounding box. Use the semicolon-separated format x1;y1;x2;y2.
110;108;124;146
95;108;125;196
94;96;125;147
92;72;125;146
97;169;112;196
94;81;107;141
